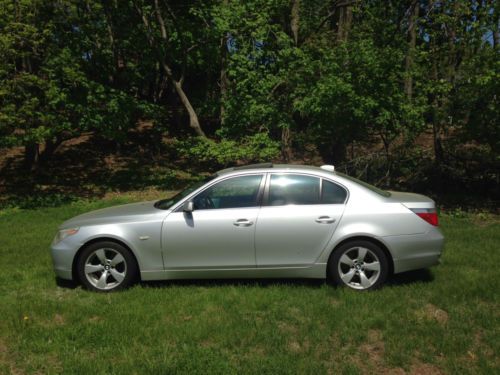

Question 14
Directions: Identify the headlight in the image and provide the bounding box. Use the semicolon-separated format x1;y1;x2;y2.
53;228;79;244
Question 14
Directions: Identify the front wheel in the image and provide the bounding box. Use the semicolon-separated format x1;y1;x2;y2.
329;240;389;290
76;241;138;292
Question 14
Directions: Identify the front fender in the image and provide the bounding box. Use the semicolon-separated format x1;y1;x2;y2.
74;221;164;272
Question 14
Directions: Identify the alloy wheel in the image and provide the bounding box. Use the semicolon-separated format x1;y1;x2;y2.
337;246;381;290
84;248;127;291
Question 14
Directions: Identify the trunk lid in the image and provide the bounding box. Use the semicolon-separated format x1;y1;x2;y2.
387;191;435;209
388;191;439;226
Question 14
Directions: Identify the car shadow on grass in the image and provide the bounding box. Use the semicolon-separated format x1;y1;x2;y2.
140;269;434;290
386;268;434;286
141;278;326;289
54;269;434;291
55;277;79;289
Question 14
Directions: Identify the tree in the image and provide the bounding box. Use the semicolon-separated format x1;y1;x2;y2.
132;0;209;137
0;0;145;169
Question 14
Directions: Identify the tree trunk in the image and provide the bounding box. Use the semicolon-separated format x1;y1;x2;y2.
428;0;444;165
102;1;119;85
334;1;354;42
318;141;346;165
40;136;64;163
494;12;500;49
220;35;229;126
291;0;300;45
25;143;39;171
380;133;392;186
219;0;230;127
281;127;292;162
170;77;206;137
280;0;301;162
432;122;444;164
404;1;418;100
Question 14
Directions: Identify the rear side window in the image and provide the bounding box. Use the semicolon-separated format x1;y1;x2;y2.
269;174;320;205
268;174;347;206
322;180;347;204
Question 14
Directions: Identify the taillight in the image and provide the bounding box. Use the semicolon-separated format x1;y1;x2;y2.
411;208;439;226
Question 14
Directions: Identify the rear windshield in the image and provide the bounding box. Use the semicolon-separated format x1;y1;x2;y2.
336;172;391;197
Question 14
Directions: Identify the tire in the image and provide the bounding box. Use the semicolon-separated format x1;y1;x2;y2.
329;240;389;290
76;241;138;292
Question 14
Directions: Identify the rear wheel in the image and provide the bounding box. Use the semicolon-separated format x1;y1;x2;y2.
77;241;138;292
329;240;389;290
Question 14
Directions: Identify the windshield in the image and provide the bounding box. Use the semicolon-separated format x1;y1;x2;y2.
154;175;216;210
336;172;391;197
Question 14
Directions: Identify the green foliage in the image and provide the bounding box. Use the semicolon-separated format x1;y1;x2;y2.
211;0;295;138
210;0;431;162
0;0;148;155
458;55;500;154
177;132;280;169
0;0;498;200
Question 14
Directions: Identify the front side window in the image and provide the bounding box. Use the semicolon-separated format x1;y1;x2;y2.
193;175;263;210
269;174;320;206
155;175;216;210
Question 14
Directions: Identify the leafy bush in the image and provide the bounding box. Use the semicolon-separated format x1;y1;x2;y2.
176;132;280;170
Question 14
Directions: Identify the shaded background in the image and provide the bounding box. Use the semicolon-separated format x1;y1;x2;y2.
0;0;498;210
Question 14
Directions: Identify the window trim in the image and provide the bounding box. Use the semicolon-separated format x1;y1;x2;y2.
173;173;266;212
263;172;349;207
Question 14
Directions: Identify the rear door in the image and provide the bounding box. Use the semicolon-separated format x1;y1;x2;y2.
255;173;347;267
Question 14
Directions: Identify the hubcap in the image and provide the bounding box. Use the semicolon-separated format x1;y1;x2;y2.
338;247;381;290
84;248;127;290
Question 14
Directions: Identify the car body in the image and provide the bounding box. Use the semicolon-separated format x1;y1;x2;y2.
51;164;444;291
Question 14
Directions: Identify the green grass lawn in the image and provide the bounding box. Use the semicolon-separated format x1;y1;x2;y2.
0;198;498;374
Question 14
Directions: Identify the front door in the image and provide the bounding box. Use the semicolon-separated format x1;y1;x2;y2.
162;174;264;269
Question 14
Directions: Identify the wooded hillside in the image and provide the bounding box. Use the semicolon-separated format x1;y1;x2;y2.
0;0;498;208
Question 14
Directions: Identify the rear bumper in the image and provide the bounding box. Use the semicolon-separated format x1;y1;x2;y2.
383;227;444;274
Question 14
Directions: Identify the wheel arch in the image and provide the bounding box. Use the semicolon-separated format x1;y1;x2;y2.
326;236;394;279
72;237;141;282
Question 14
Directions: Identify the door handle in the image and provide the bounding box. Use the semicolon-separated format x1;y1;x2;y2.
233;219;254;227
315;216;336;224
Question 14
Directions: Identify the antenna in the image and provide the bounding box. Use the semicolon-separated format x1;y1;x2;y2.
320;165;335;172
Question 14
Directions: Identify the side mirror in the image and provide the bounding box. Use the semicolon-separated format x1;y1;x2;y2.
182;201;194;213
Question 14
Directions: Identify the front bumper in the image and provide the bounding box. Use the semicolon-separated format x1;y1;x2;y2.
51;239;80;280
383;227;445;274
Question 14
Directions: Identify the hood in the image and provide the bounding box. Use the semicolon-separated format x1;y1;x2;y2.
61;201;165;228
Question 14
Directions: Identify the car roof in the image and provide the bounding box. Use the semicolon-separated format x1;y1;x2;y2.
215;163;391;202
216;163;330;176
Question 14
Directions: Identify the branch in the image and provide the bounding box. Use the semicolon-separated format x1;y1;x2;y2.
315;9;336;34
133;1;154;47
133;1;174;80
268;80;285;98
154;0;168;41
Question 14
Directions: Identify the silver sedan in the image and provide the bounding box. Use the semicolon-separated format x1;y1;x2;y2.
51;164;444;292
